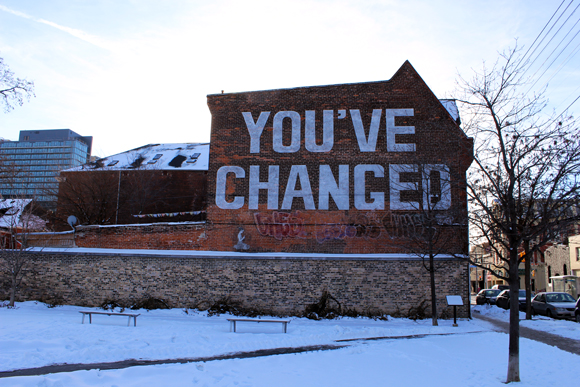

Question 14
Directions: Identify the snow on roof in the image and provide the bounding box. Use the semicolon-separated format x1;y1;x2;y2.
0;199;46;231
66;143;209;172
0;199;31;229
439;99;460;122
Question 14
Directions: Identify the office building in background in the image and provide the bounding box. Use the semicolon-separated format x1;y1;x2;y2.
0;129;92;209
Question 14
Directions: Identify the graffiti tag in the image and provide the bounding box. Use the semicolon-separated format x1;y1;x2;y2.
254;211;308;240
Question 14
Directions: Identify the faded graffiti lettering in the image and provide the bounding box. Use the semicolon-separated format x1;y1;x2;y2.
315;224;357;243
382;212;425;239
315;214;382;243
254;210;454;242
254;211;308;240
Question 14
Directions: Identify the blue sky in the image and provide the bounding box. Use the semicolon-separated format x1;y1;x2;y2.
1;0;578;157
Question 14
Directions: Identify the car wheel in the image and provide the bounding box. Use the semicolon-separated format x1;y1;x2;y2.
576;313;580;323
531;307;536;316
546;309;553;318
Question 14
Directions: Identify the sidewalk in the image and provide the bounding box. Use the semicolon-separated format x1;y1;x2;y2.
473;312;580;355
0;344;346;378
0;330;487;379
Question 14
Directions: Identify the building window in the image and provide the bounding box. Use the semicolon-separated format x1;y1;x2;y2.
564;264;567;276
548;266;552;283
577;247;580;261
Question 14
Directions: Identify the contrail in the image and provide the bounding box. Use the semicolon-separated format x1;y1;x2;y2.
0;5;111;49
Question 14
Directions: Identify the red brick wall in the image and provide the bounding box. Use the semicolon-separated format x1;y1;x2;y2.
54;170;207;231
74;223;207;250
205;61;473;254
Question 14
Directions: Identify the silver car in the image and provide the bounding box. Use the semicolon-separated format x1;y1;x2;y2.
531;292;577;319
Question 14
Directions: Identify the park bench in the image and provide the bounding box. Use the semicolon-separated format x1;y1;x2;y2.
227;318;290;333
79;311;140;327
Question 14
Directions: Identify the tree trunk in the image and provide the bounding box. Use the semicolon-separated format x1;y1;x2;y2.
430;253;438;326
9;275;16;307
506;261;520;383
524;240;532;320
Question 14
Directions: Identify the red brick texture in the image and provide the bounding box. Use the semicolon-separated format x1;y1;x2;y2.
74;223;207;250
205;61;473;255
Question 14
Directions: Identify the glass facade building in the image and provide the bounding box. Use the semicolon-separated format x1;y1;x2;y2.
0;129;92;209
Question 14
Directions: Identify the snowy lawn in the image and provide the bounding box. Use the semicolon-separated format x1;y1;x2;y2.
0;302;578;386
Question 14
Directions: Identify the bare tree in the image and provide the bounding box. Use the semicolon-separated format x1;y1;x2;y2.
456;46;580;383
0;199;46;306
54;170;120;227
0;56;35;113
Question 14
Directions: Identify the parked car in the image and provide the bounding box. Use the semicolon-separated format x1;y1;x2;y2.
531;292;576;319
475;289;502;305
575;298;580;323
496;289;527;310
492;284;509;291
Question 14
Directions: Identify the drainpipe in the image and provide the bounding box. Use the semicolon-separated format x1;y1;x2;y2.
115;170;121;225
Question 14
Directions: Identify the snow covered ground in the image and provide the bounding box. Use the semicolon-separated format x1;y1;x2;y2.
0;302;578;386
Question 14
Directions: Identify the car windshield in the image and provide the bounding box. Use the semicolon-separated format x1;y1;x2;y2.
518;290;526;298
546;293;576;303
489;290;501;296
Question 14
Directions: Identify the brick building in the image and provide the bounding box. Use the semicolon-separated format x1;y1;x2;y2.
204;61;473;255
7;62;474;317
53;143;208;231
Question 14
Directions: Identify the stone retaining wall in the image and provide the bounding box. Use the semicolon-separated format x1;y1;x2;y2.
1;250;469;318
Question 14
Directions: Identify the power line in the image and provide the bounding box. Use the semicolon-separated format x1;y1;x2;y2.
513;1;580;119
525;15;580;94
519;0;575;78
539;39;580;90
553;93;580;122
517;0;568;68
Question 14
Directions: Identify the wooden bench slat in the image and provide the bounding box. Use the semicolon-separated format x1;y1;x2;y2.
226;318;290;333
80;311;140;317
226;318;289;323
79;311;140;327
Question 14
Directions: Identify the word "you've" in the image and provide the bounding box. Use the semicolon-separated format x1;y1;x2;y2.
243;109;415;154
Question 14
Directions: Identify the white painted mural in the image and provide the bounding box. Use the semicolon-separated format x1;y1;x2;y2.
216;109;451;211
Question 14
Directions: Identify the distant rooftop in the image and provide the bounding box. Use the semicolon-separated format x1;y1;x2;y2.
17;129;93;155
66;143;209;172
439;99;460;123
0;199;46;231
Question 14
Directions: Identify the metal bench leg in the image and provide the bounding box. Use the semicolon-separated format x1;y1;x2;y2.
82;314;85;324
127;317;131;327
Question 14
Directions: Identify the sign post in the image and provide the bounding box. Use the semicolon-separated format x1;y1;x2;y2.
446;295;464;327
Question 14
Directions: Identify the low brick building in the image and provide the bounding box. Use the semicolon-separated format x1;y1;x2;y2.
53;143;209;231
